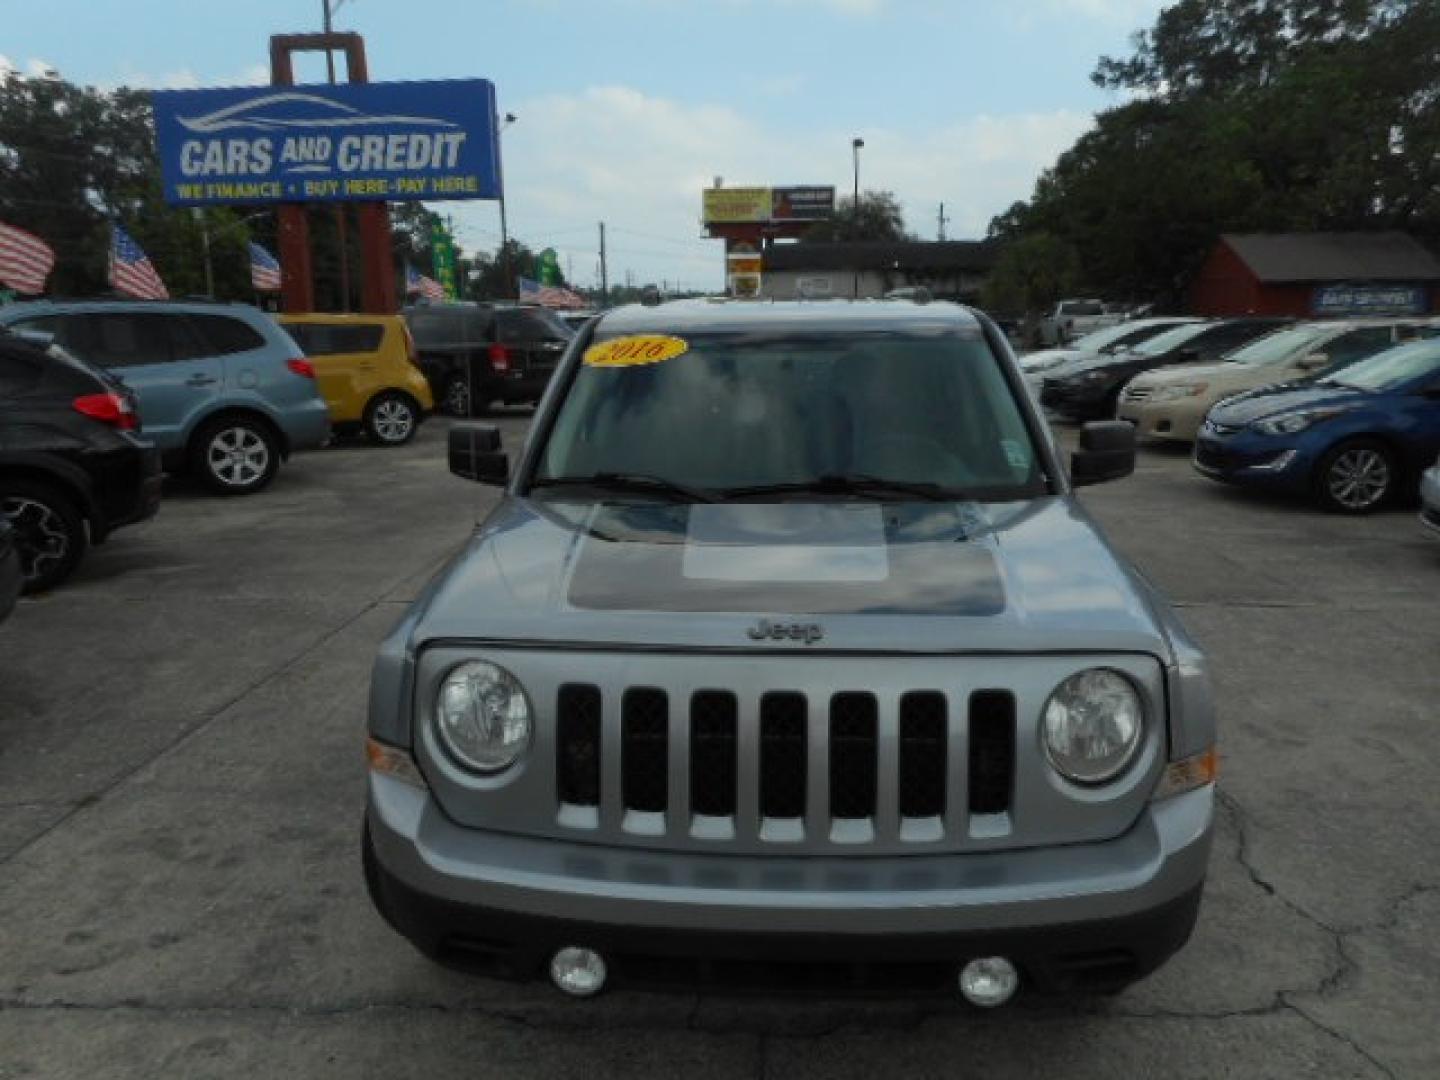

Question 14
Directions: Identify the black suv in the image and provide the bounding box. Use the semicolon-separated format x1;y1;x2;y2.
402;303;573;417
0;331;162;592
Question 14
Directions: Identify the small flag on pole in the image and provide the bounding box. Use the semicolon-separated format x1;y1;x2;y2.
109;225;169;300
406;264;446;302
248;242;282;292
0;220;56;296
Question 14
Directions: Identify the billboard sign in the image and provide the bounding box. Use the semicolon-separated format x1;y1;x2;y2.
703;185;835;224
151;79;502;207
703;187;772;224
772;186;834;221
1312;283;1428;317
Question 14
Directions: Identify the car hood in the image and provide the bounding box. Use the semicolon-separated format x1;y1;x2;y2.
406;496;1169;656
1131;360;1281;394
1208;382;1366;425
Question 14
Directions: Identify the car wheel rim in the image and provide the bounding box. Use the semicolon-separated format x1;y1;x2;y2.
208;427;269;487
444;380;469;416
374;399;414;441
1329;448;1389;509
1;497;69;581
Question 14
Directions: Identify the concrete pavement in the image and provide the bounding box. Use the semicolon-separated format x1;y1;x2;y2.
0;417;1435;1079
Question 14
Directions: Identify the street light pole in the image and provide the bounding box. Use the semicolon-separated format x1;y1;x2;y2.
851;136;864;299
322;0;353;310
192;208;215;298
498;112;516;298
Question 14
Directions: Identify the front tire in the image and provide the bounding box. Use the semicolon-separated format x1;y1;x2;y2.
191;416;280;496
1315;438;1395;514
364;392;419;446
1;479;88;593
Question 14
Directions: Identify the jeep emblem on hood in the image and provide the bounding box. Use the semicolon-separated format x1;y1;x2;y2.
747;619;825;645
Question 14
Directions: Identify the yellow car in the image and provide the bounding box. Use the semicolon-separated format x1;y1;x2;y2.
277;314;434;446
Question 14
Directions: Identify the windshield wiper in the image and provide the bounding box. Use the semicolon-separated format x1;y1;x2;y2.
530;472;719;503
720;473;970;502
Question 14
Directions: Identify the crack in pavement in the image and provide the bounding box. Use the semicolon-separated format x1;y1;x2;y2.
1215;788;1423;1080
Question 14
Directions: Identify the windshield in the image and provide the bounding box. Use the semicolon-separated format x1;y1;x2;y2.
1223;324;1332;366
536;330;1044;500
1325;339;1440;390
1130;321;1214;356
1068;320;1151;352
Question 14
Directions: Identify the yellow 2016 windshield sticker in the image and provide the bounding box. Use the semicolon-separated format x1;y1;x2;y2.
583;335;689;368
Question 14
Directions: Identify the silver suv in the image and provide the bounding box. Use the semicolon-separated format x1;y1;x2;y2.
363;300;1217;1004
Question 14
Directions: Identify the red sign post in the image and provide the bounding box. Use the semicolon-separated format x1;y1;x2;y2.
268;33;397;314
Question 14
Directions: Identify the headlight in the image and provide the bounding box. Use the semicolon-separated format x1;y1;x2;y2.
1253;406;1350;435
1042;668;1144;784
1153;382;1208;401
1077;369;1111;383
435;660;533;773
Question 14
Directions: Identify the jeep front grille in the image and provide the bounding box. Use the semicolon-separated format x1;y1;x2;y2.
554;682;1017;847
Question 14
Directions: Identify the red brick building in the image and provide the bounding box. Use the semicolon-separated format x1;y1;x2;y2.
1187;232;1440;318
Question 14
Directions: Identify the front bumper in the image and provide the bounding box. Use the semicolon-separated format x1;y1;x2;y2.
364;775;1213;994
1420;468;1440;538
1040;378;1115;419
1192;431;1311;492
1117;398;1207;442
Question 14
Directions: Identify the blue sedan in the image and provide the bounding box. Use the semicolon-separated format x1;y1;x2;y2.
1192;338;1440;513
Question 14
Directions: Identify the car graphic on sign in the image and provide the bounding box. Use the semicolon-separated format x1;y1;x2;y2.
178;91;459;134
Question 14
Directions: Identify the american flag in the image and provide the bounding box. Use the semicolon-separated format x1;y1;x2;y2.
108;225;169;300
248;242;282;292
406;264;446;301
0;220;56;295
518;276;586;310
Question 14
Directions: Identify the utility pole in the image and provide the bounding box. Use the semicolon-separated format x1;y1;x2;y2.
937;202;950;242
497;113;517;299
598;222;608;307
322;0;351;311
851;136;864;299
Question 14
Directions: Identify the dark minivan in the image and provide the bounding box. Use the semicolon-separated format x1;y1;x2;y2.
403;303;573;417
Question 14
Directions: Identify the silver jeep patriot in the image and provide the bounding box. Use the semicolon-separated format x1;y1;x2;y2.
363;300;1217;1004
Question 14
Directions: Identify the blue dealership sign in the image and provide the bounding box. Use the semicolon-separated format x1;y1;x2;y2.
151;79;502;206
1312;282;1429;317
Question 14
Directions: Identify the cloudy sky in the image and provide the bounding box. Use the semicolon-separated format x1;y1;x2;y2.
3;0;1166;290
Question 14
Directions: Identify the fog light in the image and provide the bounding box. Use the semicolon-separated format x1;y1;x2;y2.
550;946;608;997
958;957;1019;1007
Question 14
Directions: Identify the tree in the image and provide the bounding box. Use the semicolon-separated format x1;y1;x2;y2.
981;233;1082;315
0;72;256;299
804;191;910;243
995;0;1440;308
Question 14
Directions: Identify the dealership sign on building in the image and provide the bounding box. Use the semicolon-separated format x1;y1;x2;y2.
151;79;502;206
702;186;835;225
1312;283;1429;317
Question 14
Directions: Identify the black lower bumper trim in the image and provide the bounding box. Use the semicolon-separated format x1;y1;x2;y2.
363;825;1203;997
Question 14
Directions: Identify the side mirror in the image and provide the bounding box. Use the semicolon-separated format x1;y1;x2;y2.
1071;420;1137;487
448;422;509;485
1295;352;1329;371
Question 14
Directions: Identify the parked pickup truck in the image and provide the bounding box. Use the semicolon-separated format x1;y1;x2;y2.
1038;300;1128;348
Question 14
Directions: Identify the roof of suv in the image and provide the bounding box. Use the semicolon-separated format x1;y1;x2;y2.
0;298;278;326
595;298;984;337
